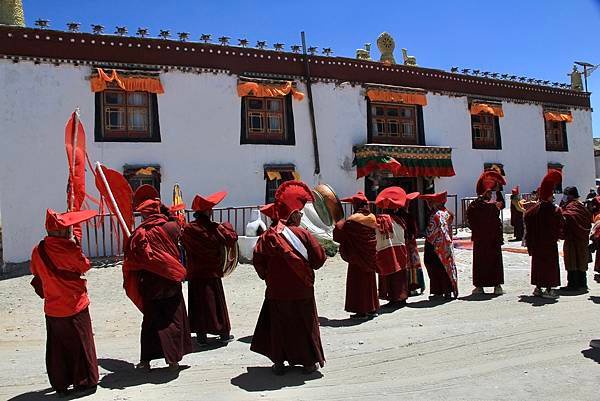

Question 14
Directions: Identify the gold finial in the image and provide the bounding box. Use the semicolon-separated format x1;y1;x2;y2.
0;0;25;26
377;32;396;64
568;65;583;91
402;48;417;66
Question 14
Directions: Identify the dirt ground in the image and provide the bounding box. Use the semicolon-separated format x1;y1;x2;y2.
1;247;600;401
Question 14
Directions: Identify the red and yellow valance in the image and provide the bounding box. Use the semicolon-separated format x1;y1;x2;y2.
237;81;304;101
366;89;427;106
544;111;573;123
91;68;165;94
470;102;504;117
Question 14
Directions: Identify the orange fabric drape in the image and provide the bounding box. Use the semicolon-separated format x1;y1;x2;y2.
90;68;165;94
237;81;305;101
470;102;504;117
366;89;427;106
544;111;573;123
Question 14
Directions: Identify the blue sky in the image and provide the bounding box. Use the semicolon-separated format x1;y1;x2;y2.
23;0;600;136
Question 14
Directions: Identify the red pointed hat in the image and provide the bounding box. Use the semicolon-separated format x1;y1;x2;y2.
191;191;227;212
476;170;506;195
375;186;407;209
538;169;562;200
511;186;520;195
341;191;369;207
274;181;314;220
136;198;161;216
260;203;278;220
133;184;160;209
45;209;97;231
419;191;447;205
406;191;420;201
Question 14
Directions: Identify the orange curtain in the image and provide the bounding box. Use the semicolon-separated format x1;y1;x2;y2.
91;68;165;94
237;81;305;101
470;102;504;117
366;89;427;106
544;111;573;123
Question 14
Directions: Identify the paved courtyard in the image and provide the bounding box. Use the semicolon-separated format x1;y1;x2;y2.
1;248;600;401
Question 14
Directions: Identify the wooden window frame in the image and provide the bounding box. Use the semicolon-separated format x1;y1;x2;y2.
94;87;161;143
471;113;502;150
241;95;295;145
545;120;568;152
366;99;425;145
264;165;296;203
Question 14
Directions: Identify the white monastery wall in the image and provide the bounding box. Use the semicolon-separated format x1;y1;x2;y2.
0;60;595;263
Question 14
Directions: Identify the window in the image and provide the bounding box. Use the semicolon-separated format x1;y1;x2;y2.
472;113;501;149
123;165;161;192
264;165;297;203
548;164;563;192
241;95;295;145
545;120;568;151
95;88;160;142
370;103;419;145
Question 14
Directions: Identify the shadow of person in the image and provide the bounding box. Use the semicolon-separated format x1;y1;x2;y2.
581;347;600;364
318;316;369;328
191;339;227;353
230;366;323;392
558;288;588;297
406;297;452;309
588;296;600;304
459;293;500;302
518;295;558;307
8;387;95;400
237;335;253;344
98;358;185;390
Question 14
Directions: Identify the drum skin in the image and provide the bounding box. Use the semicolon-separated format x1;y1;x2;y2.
312;184;344;224
222;243;239;277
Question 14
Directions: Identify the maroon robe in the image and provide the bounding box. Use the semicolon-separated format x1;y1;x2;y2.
562;200;592;271
466;198;504;287
524;201;564;287
123;215;192;363
181;215;238;337
333;209;379;314
378;214;409;301
510;196;524;240
251;222;326;367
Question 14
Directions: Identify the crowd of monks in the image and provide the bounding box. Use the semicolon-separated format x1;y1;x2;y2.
28;167;600;396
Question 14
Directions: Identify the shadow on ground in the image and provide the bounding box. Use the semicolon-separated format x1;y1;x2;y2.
581;347;600;364
588;296;600;304
518;295;558;307
406;298;453;309
98;358;186;390
318;316;369;328
230;366;323;391
8;387;95;400
459;293;501;302
237;335;253;344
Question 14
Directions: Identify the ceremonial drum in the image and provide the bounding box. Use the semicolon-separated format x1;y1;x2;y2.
312;184;344;226
222;243;240;277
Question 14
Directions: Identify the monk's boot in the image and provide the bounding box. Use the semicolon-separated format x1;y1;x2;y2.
579;271;589;291
302;363;319;375
219;333;234;344
272;362;285;376
135;360;151;372
471;287;484;295
561;271;577;291
197;333;209;347
350;313;369;320
493;285;505;295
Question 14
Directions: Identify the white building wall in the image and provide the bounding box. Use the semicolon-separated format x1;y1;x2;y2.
0;60;595;263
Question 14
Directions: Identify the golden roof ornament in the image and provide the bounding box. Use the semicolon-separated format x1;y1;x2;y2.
402;48;417;66
377;32;396;64
356;43;371;60
569;65;583;91
0;0;25;26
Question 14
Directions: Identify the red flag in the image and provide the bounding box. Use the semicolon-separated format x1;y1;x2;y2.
65;111;86;211
94;164;134;237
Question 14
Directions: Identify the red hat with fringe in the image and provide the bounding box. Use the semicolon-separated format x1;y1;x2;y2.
133;184;160;210
191;191;227;212
476;170;506;195
538;169;562;201
135;199;161;217
274;181;314;220
375;186;407;209
341;192;369;208
45;209;97;231
260;203;278;221
419;191;447;205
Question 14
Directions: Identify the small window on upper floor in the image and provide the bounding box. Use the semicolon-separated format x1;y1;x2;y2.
544;120;568;151
123;165;161;193
370;103;419;145
471;113;501;149
240;95;295;145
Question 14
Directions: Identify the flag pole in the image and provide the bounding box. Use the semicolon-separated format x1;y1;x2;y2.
95;161;131;237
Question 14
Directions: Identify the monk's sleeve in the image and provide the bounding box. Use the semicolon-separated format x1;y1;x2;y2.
304;231;326;270
217;222;239;246
29;249;45;299
252;238;268;280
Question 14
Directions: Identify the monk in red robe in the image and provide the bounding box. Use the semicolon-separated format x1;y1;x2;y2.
123;199;192;371
560;186;592;291
510;186;525;241
466;170;506;295
181;191;238;345
524;170;564;298
421;192;458;299
333;192;379;319
251;181;326;375
374;187;410;307
30;209;99;396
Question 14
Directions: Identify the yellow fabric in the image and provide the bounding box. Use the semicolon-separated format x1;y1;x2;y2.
292;171;301;181
366;89;427;106
91;68;165;94
266;171;282;181
237;81;304;101
544;111;573;123
470;102;504;117
135;167;156;176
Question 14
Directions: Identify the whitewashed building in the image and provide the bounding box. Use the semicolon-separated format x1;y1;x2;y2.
0;24;594;266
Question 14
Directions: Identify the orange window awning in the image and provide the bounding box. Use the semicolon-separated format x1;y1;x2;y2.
544;111;573;123
237;81;304;101
91;68;165;94
366;89;427;106
470;102;504;117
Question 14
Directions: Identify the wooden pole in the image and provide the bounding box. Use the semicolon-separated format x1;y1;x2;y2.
301;31;321;176
95;161;131;238
68;108;80;211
